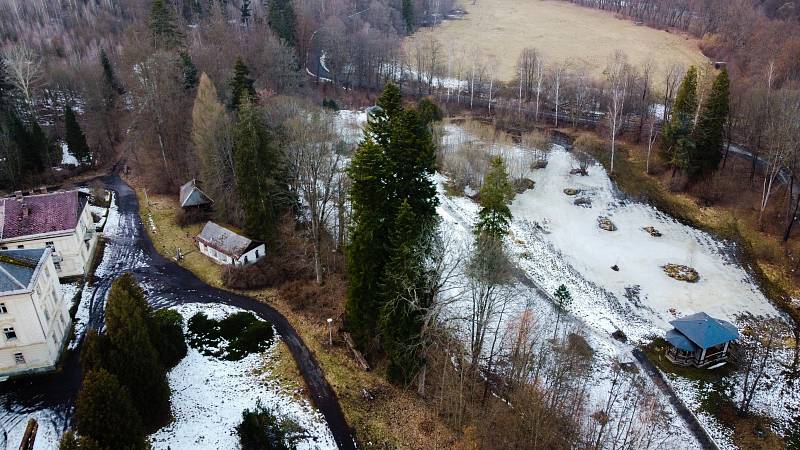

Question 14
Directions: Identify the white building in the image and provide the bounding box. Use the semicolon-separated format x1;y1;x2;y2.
196;221;266;266
0;248;70;377
0;190;99;278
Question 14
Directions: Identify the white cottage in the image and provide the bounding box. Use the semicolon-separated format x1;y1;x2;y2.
0;248;70;377
195;222;265;266
0;190;99;278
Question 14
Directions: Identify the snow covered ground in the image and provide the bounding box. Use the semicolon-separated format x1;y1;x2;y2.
333;110;798;448
150;303;336;450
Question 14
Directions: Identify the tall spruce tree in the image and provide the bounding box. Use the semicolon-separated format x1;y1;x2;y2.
65;105;91;165
346;83;439;353
180;51;199;90
475;157;514;238
150;0;183;49
75;369;146;449
103;274;171;428
402;0;414;33
379;200;432;383
661;66;697;173
229;57;257;110
241;0;252;23
386;109;438;220
691;68;730;180
99;49;124;95
233;98;289;242
267;0;297;46
345;139;391;348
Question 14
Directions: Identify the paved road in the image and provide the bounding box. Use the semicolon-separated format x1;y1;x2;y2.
0;173;356;449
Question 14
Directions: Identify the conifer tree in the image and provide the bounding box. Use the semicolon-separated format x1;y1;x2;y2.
241;0;252;24
386;109;439;221
65;105;91;165
233;98;289;242
475;157;514;238
150;0;183;49
180;51;199;90
345;139;391;348
192;73;238;221
691;68;730;179
0;57;18;114
553;284;572;339
99;49;124;95
103;273;171;428
229;57;257;110
402;0;414;33
268;0;297;46
366;83;403;149
661;66;697;173
379;200;432;383
75;369;146;449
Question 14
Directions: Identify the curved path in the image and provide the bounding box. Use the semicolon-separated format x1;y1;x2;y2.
0;172;356;449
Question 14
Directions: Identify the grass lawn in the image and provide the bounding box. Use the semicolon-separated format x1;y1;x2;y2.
134;185;459;448
407;0;707;83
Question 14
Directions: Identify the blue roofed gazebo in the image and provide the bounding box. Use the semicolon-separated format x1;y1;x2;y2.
664;312;739;368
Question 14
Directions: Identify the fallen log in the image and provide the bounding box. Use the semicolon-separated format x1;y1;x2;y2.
342;332;370;371
19;418;37;450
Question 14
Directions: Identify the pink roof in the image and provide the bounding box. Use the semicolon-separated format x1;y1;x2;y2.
0;191;84;239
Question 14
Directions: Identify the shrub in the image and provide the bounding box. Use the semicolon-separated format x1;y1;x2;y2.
150;309;188;369
237;400;304;450
222;253;311;290
187;311;274;360
417;97;443;126
174;207;208;227
59;431;101;450
278;276;347;317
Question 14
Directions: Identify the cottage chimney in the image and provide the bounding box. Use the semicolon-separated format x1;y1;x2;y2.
21;203;30;218
39;186;47;194
13;191;23;201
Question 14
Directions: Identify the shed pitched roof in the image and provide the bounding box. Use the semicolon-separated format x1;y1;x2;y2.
669;312;740;350
179;180;213;208
0;191;86;239
196;222;258;259
0;248;48;294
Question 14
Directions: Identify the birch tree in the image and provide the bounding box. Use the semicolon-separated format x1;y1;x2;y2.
605;51;630;174
2;45;41;112
286;111;342;284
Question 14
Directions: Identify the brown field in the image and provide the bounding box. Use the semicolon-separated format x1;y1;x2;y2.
410;0;707;82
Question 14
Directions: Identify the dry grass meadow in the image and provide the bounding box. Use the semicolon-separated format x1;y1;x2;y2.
411;0;708;81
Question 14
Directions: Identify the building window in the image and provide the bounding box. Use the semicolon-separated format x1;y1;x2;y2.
255;249;259;258
43;307;50;322
85;240;90;250
54;261;61;271
13;353;25;365
0;303;7;314
45;241;55;250
0;246;7;250
244;255;249;264
4;327;17;340
16;245;24;249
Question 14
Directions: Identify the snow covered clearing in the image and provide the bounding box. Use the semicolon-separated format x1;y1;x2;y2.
436;121;795;446
150;303;336;450
60;142;78;166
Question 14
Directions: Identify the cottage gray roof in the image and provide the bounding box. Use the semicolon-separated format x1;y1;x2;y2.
179;179;213;208
669;312;739;350
196;222;257;259
0;248;48;294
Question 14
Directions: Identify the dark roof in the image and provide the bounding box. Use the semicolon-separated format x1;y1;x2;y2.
196;222;259;259
0;248;48;294
669;312;740;350
179;180;213;208
0;191;86;239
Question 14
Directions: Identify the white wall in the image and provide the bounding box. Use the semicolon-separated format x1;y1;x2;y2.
0;257;69;376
